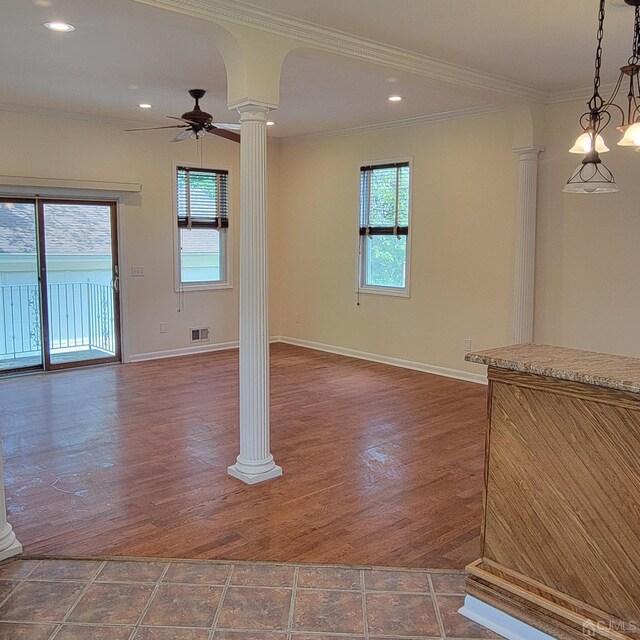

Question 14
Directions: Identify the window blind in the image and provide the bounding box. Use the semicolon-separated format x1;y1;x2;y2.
177;167;229;229
360;162;409;236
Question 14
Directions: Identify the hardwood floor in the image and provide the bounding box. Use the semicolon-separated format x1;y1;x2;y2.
0;343;486;568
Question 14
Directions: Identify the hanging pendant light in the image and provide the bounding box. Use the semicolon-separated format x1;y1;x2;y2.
565;0;640;191
615;3;640;147
564;0;619;193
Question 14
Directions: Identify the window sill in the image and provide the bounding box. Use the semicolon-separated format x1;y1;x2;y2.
357;285;410;298
176;282;233;292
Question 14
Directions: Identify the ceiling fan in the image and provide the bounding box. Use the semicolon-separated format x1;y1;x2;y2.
126;89;240;143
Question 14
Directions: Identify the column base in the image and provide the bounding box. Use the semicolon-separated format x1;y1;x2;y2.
0;539;22;562
228;463;283;485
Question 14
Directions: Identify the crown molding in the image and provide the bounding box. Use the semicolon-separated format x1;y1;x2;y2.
0;100;504;141
280;104;506;143
547;82;617;104
134;0;546;102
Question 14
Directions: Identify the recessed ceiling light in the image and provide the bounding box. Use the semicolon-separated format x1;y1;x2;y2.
128;84;140;91
388;95;403;102
44;21;76;32
266;121;275;126
139;103;153;109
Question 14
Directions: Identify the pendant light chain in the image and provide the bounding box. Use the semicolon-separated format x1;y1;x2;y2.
633;5;640;64
589;0;606;113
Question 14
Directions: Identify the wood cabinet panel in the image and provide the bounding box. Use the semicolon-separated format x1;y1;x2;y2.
468;361;640;640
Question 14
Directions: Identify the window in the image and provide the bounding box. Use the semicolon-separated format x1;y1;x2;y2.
176;166;229;288
359;161;411;294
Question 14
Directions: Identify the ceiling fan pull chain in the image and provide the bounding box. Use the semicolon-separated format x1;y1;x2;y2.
186;170;192;230
393;165;400;238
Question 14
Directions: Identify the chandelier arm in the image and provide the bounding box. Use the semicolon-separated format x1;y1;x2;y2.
631;72;640;122
600;101;625;125
601;72;625;114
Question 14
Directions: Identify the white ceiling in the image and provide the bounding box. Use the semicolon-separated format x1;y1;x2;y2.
1;0;639;138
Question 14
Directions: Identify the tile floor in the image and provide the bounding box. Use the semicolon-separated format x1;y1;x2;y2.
0;558;499;640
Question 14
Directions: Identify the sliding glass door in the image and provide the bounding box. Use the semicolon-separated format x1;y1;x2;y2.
0;199;43;371
0;198;120;373
40;200;120;369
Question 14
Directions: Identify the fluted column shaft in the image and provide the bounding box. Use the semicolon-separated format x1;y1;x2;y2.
228;105;282;484
512;148;542;345
0;444;21;560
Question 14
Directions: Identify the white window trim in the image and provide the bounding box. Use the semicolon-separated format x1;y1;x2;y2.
172;161;233;292
356;156;412;298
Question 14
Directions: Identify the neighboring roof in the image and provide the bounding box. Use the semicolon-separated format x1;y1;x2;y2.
180;227;221;253
0;202;220;256
0;202;111;255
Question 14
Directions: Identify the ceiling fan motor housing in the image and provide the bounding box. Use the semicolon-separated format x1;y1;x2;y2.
182;89;213;124
188;89;206;101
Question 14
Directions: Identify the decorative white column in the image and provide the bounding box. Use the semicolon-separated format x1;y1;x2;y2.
512;147;543;345
0;446;22;561
228;104;282;485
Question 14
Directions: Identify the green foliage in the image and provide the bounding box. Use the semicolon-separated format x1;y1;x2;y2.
362;167;409;226
177;172;219;202
366;235;407;288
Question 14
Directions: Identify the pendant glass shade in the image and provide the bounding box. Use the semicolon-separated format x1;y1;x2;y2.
569;132;610;153
563;161;619;193
617;122;640;146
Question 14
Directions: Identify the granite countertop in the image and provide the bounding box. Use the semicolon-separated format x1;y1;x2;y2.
466;343;640;393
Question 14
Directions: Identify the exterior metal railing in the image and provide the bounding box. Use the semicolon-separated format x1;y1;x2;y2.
0;282;115;360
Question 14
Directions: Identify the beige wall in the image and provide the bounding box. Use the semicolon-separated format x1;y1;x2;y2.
0;111;251;360
273;112;519;375
535;100;640;358
4;102;634;374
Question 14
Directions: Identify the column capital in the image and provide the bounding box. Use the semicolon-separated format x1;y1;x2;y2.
237;106;270;124
229;98;276;112
513;146;545;159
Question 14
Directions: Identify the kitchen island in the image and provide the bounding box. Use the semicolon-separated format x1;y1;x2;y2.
462;343;640;640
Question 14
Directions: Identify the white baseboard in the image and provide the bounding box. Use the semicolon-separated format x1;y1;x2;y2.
273;335;487;385
129;340;239;363
459;596;556;640
128;335;488;385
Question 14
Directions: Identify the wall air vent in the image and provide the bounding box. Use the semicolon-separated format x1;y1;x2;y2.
190;327;210;343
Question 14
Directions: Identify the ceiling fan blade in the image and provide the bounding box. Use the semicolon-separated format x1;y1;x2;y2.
171;129;193;143
125;125;187;131
211;122;241;130
206;127;241;143
167;115;197;125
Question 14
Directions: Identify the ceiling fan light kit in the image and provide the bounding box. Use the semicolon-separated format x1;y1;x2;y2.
565;0;640;193
125;89;241;144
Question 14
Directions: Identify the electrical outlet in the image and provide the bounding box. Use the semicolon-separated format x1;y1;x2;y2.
159;322;167;334
294;313;302;324
464;338;472;352
131;266;144;277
